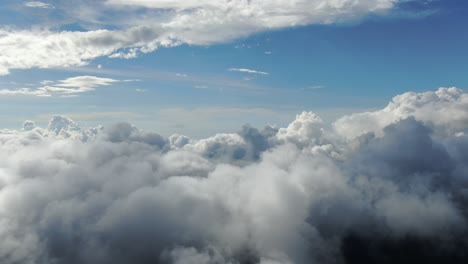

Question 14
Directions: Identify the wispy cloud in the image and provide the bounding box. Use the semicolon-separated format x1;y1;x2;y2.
228;68;269;75
24;1;53;9
0;76;120;97
54;65;279;95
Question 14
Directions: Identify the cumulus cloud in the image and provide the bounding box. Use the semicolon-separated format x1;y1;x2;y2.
334;87;468;139
0;76;120;96
1;0;401;74
0;87;467;264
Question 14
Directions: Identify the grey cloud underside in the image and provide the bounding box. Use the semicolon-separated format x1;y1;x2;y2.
1;87;468;264
0;0;400;74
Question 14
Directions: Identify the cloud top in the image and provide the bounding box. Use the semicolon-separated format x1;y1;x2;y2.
0;87;468;263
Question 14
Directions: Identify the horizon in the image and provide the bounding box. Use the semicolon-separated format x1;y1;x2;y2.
0;0;467;137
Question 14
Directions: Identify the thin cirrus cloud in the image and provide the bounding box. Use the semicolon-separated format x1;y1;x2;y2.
23;1;54;8
0;76;119;96
228;68;269;75
0;0;401;75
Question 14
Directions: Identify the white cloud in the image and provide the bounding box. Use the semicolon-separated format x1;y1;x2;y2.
0;76;120;96
228;68;269;75
24;1;53;9
0;88;467;263
108;48;139;59
277;111;324;146
0;27;175;75
0;0;401;74
40;80;54;85
334;87;468;139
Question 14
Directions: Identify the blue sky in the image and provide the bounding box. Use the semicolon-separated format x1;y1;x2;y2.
0;0;467;137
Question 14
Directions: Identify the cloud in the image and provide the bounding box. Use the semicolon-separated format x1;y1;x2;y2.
0;76;120;96
0;0;401;74
334;87;468;139
228;68;269;75
24;1;53;9
0;87;467;263
0;26;175;75
108;48;139;59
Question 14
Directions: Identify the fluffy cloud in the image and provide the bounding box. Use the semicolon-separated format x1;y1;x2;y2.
0;76;120;96
0;88;467;263
0;0;401;74
334;87;468;139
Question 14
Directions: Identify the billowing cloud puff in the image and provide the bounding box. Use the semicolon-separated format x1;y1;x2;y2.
0;0;401;74
277;111;324;146
0;88;468;263
334;87;468;139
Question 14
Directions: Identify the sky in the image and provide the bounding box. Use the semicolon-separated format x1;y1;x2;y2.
0;0;467;138
2;1;468;264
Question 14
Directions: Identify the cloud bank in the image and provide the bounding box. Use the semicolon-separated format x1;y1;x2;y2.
0;0;401;74
0;87;467;263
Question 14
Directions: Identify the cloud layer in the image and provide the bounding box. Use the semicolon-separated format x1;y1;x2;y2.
0;0;401;74
0;87;467;263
